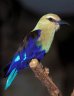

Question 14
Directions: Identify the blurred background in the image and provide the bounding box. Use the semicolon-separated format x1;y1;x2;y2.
1;0;74;96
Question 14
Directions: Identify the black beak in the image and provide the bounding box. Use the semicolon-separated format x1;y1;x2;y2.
57;20;70;25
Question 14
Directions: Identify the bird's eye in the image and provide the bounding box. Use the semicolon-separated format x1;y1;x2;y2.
48;18;55;22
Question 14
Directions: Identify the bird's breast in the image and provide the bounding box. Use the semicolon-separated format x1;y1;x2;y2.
37;30;55;53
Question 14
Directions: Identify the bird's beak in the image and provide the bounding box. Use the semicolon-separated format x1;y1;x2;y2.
57;20;69;25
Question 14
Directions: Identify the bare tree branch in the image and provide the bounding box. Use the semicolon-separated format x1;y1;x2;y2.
29;59;62;96
71;90;74;96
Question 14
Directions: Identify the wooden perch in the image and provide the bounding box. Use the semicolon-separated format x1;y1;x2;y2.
29;59;62;96
71;90;74;96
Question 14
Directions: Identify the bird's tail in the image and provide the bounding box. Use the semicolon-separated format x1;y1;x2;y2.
4;68;18;90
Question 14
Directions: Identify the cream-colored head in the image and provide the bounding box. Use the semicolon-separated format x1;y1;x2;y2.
34;13;62;32
33;13;68;52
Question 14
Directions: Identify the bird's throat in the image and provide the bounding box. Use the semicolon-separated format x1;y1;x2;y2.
37;30;55;53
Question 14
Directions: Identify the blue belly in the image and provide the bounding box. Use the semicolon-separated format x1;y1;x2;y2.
7;30;46;74
5;30;46;90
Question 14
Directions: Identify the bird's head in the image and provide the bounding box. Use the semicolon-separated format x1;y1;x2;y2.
34;13;68;32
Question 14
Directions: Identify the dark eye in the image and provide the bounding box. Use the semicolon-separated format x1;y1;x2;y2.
48;18;55;22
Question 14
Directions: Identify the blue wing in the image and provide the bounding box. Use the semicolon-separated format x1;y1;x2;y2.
5;30;46;90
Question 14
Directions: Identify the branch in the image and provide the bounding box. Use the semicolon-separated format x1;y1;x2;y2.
71;90;74;96
29;59;62;96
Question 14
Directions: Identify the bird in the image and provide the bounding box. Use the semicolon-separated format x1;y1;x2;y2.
4;13;68;90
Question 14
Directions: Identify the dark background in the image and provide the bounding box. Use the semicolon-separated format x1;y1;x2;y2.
1;0;74;96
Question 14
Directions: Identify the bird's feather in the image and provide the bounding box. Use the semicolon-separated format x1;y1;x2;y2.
4;29;46;89
5;68;18;90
